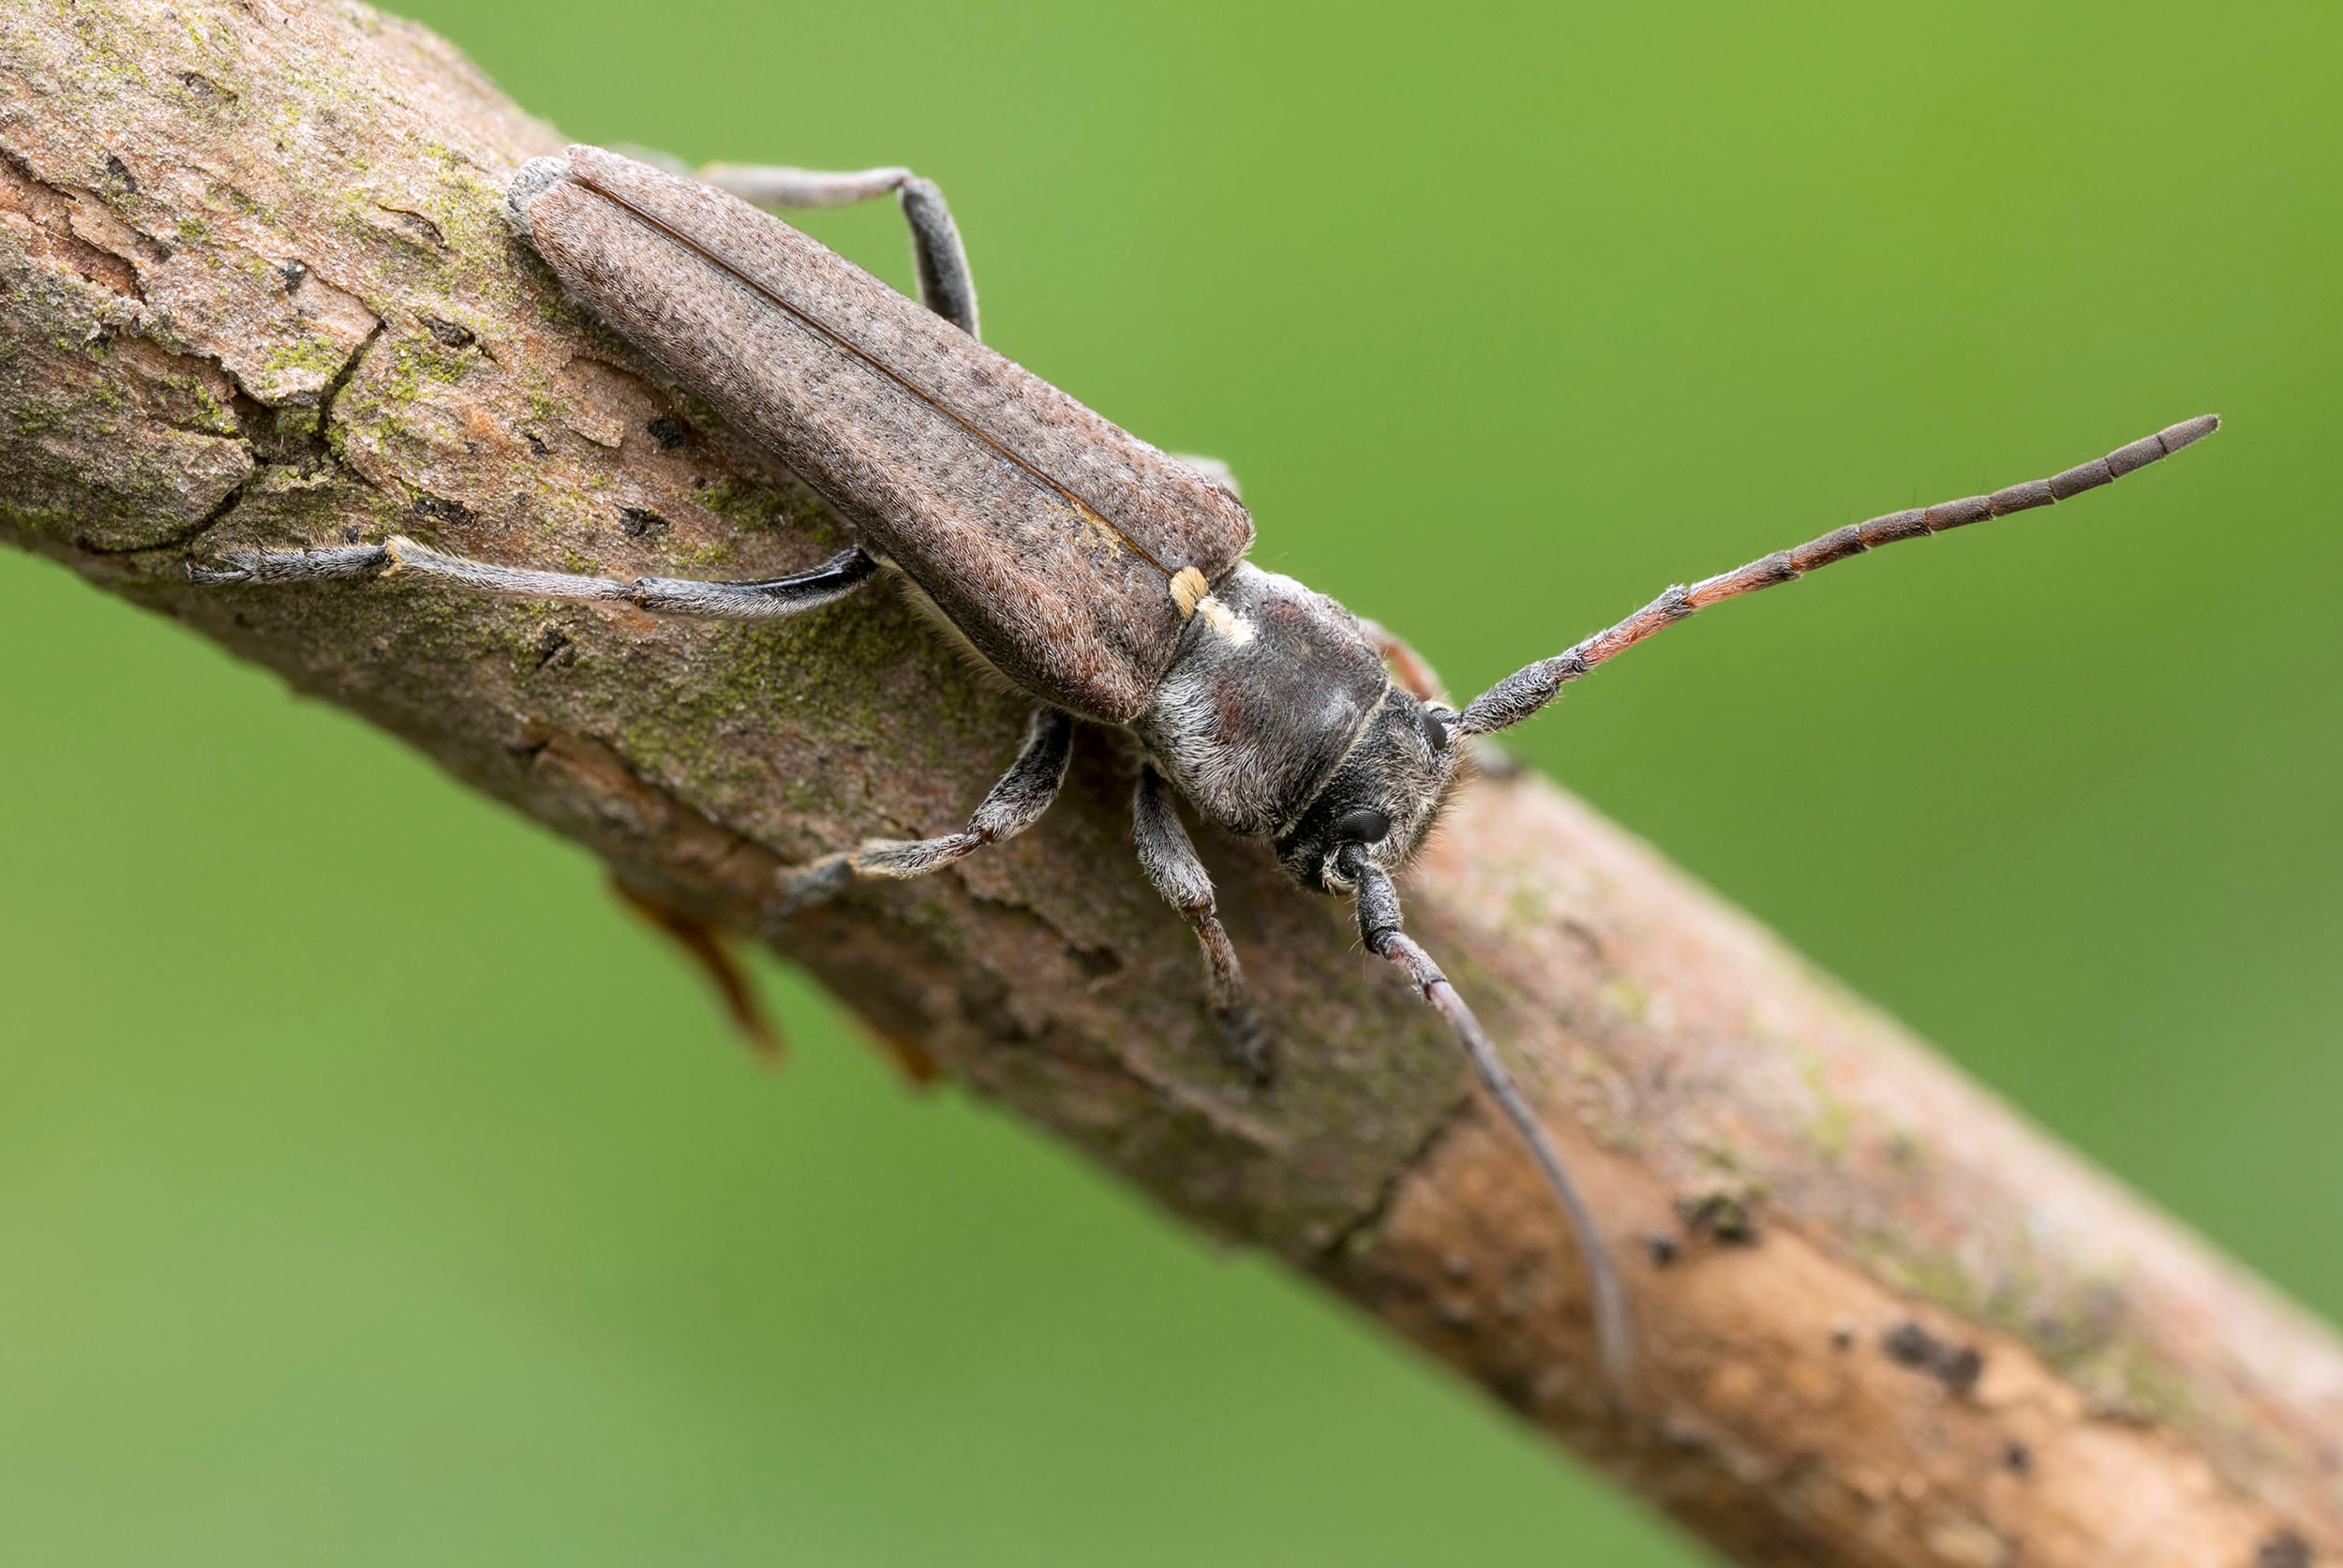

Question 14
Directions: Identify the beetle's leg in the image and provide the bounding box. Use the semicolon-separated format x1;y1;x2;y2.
698;161;977;337
191;537;880;621
1131;763;1272;1083
1356;618;1448;705
778;708;1073;911
184;543;391;583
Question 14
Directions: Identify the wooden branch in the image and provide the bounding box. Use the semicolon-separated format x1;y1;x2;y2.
4;6;2336;1564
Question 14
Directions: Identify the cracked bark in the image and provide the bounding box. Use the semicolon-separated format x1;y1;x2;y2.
4;6;2338;1566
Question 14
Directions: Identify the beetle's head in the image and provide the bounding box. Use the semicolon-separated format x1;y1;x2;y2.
1275;688;1464;894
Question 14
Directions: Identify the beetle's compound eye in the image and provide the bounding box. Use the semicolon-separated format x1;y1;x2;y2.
1336;806;1393;844
1421;703;1454;753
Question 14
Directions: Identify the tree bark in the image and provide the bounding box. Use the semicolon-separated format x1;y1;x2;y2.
3;6;2336;1564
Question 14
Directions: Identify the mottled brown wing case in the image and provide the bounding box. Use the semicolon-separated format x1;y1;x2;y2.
522;144;1255;724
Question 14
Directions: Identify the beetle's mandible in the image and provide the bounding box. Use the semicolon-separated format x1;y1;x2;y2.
193;143;2221;1381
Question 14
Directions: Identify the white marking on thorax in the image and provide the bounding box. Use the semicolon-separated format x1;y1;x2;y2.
1169;565;1255;645
1195;596;1253;644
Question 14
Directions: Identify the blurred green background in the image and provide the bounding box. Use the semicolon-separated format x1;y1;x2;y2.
4;2;2336;1562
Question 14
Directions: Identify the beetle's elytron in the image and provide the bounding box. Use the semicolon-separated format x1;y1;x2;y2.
199;144;2219;1375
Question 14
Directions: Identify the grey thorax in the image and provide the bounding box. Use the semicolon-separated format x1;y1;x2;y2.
194;142;2220;1383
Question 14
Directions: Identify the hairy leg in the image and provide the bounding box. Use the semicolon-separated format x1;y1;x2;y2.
196;150;993;613
1132;763;1270;1082
697;160;978;337
777;708;1074;911
192;537;881;622
1357;617;1448;704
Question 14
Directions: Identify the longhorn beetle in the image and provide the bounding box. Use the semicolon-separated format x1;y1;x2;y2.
194;144;2220;1380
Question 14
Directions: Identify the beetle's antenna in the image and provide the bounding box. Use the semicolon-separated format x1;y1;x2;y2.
1455;415;2218;737
1342;845;1633;1383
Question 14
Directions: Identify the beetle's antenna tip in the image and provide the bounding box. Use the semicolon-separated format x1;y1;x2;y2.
2162;412;2219;451
1455;412;2227;739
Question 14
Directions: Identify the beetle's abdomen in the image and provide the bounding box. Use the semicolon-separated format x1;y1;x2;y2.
518;146;1255;723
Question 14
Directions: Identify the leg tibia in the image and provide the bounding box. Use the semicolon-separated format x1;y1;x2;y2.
697;161;978;336
1132;765;1271;1081
778;709;1073;913
698;164;913;208
193;539;878;624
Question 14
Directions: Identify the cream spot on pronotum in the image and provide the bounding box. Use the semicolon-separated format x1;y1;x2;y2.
1195;595;1253;645
1168;566;1254;644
